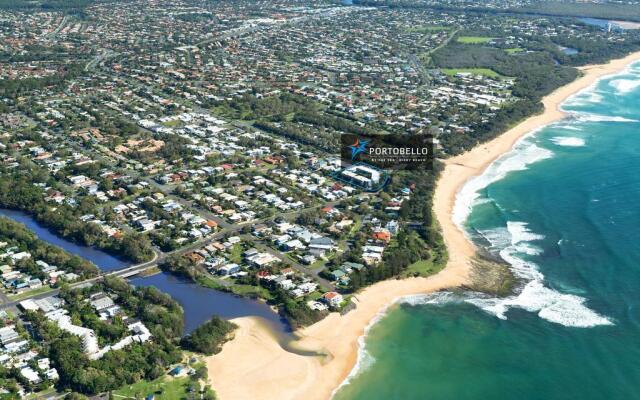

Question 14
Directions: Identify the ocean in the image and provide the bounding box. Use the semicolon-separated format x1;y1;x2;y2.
333;61;640;400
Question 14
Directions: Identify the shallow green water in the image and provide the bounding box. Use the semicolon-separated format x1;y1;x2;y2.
334;62;640;400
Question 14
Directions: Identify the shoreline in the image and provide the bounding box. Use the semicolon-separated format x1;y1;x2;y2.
205;51;640;400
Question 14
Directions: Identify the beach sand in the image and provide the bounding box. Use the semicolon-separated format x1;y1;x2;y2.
206;51;640;400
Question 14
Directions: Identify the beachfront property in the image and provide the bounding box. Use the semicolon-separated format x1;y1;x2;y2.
322;291;344;308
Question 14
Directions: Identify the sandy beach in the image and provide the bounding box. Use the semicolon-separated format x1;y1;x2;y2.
206;51;640;400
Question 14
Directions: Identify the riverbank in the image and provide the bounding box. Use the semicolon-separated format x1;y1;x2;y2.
205;51;640;400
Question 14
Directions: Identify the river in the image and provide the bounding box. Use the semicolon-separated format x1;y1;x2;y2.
0;208;284;334
0;208;129;272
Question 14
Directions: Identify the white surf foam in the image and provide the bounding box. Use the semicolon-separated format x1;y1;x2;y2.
609;78;640;95
564;90;604;106
554;124;582;132
561;60;640;110
400;291;462;306
467;280;612;328
333;223;611;399
573;113;639;123
550;136;586;147
330;300;390;398
334;64;631;392
477;226;511;251
452;136;554;228
466;222;613;328
392;224;612;329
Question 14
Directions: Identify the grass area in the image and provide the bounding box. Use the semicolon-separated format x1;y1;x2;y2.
24;387;56;399
441;68;502;79
8;286;55;301
197;276;230;291
211;103;256;120
198;275;274;300
229;283;274;300
407;25;452;33
306;291;323;301
456;36;494;44
113;375;193;399
162;119;182;128
403;258;446;278
310;258;327;270
228;243;244;264
505;47;524;54
348;216;362;237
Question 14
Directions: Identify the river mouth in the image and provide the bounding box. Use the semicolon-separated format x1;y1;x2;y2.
131;272;289;335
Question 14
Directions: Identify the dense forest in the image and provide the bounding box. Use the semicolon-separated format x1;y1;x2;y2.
353;0;640;22
514;2;640;23
432;44;578;99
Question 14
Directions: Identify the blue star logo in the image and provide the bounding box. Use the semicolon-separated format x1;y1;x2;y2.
349;138;369;160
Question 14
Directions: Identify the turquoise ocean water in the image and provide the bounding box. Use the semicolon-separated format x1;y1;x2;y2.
333;61;640;400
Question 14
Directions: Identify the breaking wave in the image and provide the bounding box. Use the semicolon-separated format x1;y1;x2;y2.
400;291;462;306
401;223;613;328
330;301;389;398
609;78;640;95
452;135;553;228
550;136;586;147
572;113;639;123
450;123;612;327
553;124;582;131
467;222;613;328
564;89;604;106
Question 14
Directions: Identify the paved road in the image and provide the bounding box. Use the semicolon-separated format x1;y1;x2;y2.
46;15;68;39
0;196;351;309
240;234;334;291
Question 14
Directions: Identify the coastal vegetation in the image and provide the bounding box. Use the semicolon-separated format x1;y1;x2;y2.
354;0;640;22
2;1;640;398
272;288;327;329
180;317;237;355
159;255;326;329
